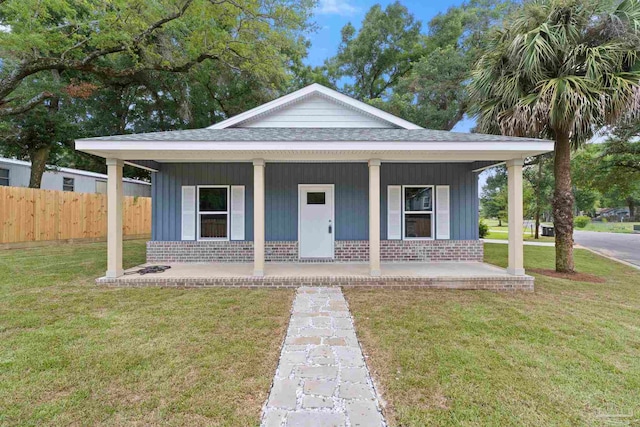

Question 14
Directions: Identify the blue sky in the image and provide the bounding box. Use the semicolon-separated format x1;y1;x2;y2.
307;0;466;66
307;0;474;133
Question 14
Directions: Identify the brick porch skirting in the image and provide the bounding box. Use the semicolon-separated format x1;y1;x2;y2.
97;275;534;292
146;240;484;263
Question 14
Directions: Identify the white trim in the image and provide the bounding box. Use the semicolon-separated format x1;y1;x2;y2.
76;140;553;153
387;185;402;240
181;186;197;240
298;184;335;259
435;185;451;240
208;84;423;130
230;185;245;241
402;185;435;241
196;185;230;241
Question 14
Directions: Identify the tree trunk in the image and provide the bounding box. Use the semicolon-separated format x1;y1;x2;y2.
28;145;51;188
628;197;636;219
535;155;543;239
553;132;575;273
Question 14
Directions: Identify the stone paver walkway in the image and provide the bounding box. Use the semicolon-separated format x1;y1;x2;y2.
261;287;386;427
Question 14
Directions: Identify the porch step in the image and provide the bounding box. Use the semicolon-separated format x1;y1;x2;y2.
96;274;534;291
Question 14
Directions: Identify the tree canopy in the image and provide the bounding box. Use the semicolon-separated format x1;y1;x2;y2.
0;0;313;115
0;0;314;185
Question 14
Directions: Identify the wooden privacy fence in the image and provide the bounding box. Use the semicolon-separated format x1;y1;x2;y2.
0;186;151;246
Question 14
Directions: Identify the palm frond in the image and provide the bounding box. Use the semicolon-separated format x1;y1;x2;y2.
469;0;640;146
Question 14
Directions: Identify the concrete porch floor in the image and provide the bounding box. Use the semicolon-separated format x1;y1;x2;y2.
97;262;534;291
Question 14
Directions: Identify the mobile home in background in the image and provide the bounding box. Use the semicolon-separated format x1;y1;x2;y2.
0;157;151;197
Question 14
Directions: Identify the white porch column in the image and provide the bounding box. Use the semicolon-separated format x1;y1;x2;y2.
369;159;381;277
507;159;525;276
253;159;265;277
106;158;124;278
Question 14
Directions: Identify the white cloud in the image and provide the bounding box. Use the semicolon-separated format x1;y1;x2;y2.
317;0;358;16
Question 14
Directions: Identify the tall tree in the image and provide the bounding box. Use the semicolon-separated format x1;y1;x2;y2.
481;166;509;226
0;99;76;187
524;154;554;238
326;1;423;100
0;0;312;186
573;141;640;219
470;0;640;273
382;0;515;130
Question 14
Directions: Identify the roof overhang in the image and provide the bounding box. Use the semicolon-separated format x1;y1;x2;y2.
76;140;553;163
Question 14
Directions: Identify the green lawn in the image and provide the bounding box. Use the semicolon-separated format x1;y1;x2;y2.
0;241;294;426
345;244;640;426
483;219;555;242
485;217;640;234
484;229;555;243
577;221;640;234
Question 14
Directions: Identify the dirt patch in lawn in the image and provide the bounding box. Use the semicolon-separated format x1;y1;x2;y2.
529;268;606;283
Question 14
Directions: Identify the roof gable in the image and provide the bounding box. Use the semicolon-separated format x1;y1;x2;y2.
208;83;422;130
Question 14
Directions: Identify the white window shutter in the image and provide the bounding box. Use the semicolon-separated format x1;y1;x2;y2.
230;185;245;240
387;185;402;240
436;185;450;239
181;186;196;240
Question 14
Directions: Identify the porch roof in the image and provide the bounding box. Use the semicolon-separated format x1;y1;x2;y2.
76;128;553;164
78;128;548;143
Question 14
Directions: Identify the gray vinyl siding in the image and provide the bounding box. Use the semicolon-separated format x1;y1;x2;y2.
151;163;254;241
266;163;369;241
151;162;479;241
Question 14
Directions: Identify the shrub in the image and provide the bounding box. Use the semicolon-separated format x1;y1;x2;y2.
601;217;608;223
479;219;489;238
574;215;590;228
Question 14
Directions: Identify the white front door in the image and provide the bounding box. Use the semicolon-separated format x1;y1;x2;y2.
299;185;334;259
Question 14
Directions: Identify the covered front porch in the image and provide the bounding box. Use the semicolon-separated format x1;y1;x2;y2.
97;261;534;291
97;157;529;280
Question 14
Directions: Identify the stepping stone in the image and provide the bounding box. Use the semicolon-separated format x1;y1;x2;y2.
303;379;336;396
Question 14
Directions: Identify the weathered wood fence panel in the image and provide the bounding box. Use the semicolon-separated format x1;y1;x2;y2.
1;187;151;244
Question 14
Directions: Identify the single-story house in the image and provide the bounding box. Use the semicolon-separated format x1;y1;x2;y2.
76;84;553;290
0;157;151;197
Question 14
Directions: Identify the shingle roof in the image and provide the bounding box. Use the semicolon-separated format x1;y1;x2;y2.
78;128;549;143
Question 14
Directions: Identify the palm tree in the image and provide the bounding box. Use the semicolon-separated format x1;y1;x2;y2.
470;0;640;272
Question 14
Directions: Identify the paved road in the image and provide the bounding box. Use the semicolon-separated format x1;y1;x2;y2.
574;231;640;268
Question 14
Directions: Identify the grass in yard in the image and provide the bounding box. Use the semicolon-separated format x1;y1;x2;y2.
0;240;294;426
345;244;640;426
578;221;640;234
483;219;555;242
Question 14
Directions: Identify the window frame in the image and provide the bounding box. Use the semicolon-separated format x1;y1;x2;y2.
401;185;434;241
62;176;75;192
0;168;9;186
196;185;230;241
